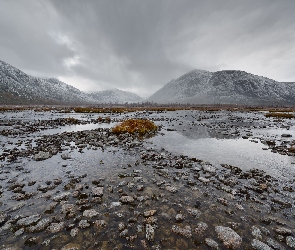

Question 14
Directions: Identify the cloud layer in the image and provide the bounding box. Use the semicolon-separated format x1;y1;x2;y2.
1;0;295;96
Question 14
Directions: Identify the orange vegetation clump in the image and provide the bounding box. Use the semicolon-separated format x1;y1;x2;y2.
265;112;294;119
112;119;157;135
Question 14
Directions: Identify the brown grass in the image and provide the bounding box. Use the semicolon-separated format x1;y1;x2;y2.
112;119;157;135
265;112;294;119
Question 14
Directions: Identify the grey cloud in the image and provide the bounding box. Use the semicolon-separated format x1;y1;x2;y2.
1;0;295;96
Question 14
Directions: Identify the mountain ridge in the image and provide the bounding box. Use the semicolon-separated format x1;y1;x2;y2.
0;60;142;105
148;69;295;105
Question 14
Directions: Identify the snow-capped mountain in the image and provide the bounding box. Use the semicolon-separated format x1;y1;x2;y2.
148;69;295;105
0;60;142;105
88;89;142;104
0;60;93;105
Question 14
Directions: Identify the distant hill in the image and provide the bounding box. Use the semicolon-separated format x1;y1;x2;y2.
88;89;142;104
148;69;295;106
0;60;142;105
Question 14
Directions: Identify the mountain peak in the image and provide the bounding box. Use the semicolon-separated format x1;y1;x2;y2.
148;69;295;105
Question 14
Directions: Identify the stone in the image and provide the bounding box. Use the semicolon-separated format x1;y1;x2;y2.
47;222;65;233
119;195;134;204
274;227;293;236
146;224;155;241
33;151;51;161
52;192;71;202
252;226;263;240
251;239;273;250
171;225;192;238
286;236;295;248
143;210;157;217
78;220;90;229
205;238;219;249
61;243;81;250
92;187;104;197
70;228;79;238
28;218;52;233
195;222;208;235
17;214;41;227
215;226;242;249
266;238;285;250
83;209;99;218
175;213;185;222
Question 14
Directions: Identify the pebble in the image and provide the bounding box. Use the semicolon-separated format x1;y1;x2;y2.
286;236;295;248
251;239;273;250
215;226;242;249
205;238;219;249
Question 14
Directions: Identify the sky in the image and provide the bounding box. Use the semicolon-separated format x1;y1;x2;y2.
1;0;295;97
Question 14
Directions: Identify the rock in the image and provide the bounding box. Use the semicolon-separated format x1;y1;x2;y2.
92;187;104;197
266;238;285;250
143;210;157;217
14;228;24;237
195;222;208;235
17;214;41;226
146;224;155;241
47;222;65;233
61;243;81;250
198;177;210;184
286;236;295;248
118;222;126;231
175;213;185;222
205;238;219;249
28;218;52;233
215;226;242;249
61;204;76;214
274;227;293;236
171;225;192;238
119;195;134;204
83;209;99;218
144;216;157;225
70;228;79;238
33;151;51;161
52;192;71;202
119;229;128;238
187;208;201;218
165;186;178;193
251;239;273;250
61;153;71;160
252;226;263;240
78;220;90;229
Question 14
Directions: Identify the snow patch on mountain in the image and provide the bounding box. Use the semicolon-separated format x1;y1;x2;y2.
148;69;295;105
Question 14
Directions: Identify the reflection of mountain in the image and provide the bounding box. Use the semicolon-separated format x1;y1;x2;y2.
148;69;295;105
88;89;142;103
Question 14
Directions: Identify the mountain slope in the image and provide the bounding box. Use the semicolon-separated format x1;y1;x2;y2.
0;60;93;105
0;60;143;105
88;88;142;103
148;70;295;105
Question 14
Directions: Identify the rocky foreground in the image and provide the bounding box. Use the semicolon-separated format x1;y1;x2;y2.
0;109;294;249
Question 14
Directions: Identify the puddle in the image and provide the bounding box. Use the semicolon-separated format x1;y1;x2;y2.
149;131;295;179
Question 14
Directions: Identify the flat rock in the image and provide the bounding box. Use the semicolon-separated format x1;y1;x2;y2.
215;226;242;249
119;196;134;204
92;187;104;197
251;239;273;250
47;222;65;233
17;214;41;227
286;236;295;248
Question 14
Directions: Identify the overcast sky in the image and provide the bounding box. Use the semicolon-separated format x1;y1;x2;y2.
1;0;295;97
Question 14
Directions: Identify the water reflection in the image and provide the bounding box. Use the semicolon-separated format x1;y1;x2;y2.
149;131;295;179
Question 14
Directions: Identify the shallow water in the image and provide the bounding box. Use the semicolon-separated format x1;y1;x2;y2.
149;131;295;179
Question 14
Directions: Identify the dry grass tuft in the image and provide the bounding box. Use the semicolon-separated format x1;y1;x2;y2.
112;119;157;135
265;112;294;119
